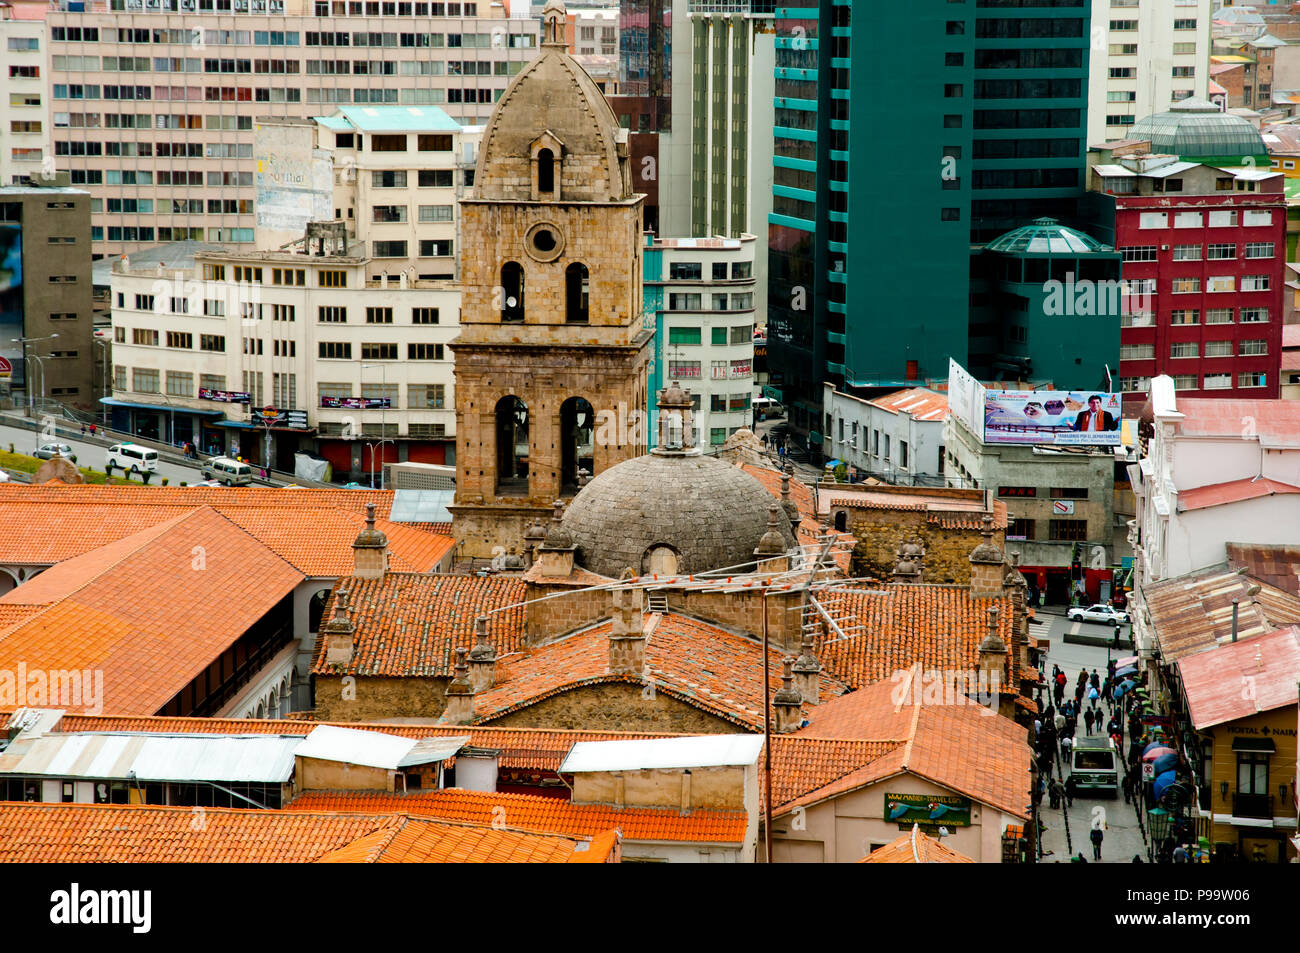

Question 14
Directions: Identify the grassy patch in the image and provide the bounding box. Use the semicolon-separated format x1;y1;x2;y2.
0;450;145;486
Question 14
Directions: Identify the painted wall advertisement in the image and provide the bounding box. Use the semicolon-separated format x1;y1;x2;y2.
983;390;1122;446
884;793;972;829
0;224;24;390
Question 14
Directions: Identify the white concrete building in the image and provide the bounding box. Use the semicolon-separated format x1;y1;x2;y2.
1130;373;1300;590
644;233;756;448
1088;0;1211;145
821;385;948;486
1;14;51;184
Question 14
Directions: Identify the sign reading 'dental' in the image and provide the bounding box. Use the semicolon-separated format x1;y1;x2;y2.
982;391;1121;446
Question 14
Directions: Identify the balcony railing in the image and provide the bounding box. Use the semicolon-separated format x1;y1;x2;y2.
1232;792;1273;819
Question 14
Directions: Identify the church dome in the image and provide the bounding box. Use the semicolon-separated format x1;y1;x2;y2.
1129;99;1267;161
560;454;798;577
472;0;630;203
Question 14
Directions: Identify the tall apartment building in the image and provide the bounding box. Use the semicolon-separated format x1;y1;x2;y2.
766;1;1091;440
1087;0;1210;145
106;106;474;475
1;12;52;184
0;176;96;413
1086;126;1284;407
642;232;756;446
44;0;538;258
565;4;618;54
607;0;670;234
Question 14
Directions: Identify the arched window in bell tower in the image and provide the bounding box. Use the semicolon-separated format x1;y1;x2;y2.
565;262;589;323
501;261;525;322
560;396;595;492
495;395;529;495
538;148;555;195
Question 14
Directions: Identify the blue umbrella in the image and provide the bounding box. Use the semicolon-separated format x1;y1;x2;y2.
1152;752;1180;775
1153;770;1178;801
825;459;843;468
1115;664;1138;677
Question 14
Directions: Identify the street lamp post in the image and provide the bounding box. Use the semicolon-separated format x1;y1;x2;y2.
361;362;394;490
13;333;58;416
93;338;110;426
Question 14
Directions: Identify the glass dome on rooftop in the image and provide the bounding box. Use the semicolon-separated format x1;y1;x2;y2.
984;218;1112;255
1128;99;1267;158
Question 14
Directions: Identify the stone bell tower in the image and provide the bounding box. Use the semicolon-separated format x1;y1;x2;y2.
449;0;652;561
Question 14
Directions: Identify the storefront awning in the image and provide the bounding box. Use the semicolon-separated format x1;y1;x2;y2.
212;419;313;433
1231;737;1276;753
99;397;226;416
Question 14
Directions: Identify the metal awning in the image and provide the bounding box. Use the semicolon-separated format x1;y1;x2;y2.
293;725;469;770
1230;737;1276;753
0;732;303;783
99;397;226;416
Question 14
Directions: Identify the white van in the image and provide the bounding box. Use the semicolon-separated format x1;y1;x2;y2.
753;397;785;419
106;443;159;474
201;456;253;486
1069;736;1120;798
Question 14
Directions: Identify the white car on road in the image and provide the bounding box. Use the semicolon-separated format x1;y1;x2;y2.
1067;604;1129;627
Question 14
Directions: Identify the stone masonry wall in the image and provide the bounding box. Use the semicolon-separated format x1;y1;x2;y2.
482;682;743;733
314;675;449;723
843;510;1005;585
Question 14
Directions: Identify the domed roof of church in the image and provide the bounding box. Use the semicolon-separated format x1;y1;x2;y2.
560;453;798;578
472;0;630;203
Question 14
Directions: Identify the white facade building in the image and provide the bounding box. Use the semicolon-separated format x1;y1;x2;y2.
1;15;51;184
645;233;756;448
1087;0;1211;145
821;385;948;486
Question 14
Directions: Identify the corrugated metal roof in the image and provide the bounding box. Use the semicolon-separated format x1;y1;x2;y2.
293;725;468;770
0;733;302;783
1178;626;1300;729
1141;160;1200;178
561;735;765;773
1093;164;1136;177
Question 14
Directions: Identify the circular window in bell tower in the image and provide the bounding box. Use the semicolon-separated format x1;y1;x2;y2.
524;221;565;262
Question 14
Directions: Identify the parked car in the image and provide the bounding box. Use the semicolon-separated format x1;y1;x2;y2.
33;443;77;464
106;443;158;474
200;456;253;486
1067;603;1129;627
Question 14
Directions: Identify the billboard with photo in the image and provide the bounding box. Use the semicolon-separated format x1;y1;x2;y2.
0;224;24;390
982;390;1122;446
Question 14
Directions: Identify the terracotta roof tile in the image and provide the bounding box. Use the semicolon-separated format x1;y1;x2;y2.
0;803;613;863
470;612;848;730
860;827;975;863
287;788;749;844
0;508;303;714
311;573;527;677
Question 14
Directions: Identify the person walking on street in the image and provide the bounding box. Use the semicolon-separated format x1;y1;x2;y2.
1090;669;1100;691
1090;824;1104;861
80;423;86;436
1084;708;1095;736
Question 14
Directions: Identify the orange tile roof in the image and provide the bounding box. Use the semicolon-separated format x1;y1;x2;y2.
0;803;614;863
765;736;904;810
819;486;1009;529
470;612;848;730
741;463;818;524
287;788;749;844
782;673;1032;819
311;573;527;677
860;827;975;863
0;484;450;575
0;508;303;714
809;585;1014;689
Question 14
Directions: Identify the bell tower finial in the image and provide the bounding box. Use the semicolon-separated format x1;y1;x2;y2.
542;0;568;49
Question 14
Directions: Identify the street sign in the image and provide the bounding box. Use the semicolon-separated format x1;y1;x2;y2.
1053;500;1075;515
0;357;11;380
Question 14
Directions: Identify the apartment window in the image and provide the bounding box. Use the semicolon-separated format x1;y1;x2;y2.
135;294;156;311
1203;373;1232;390
668;327;702;346
113;365;127;391
1122;312;1153;328
243;338;264;356
1173;211;1202;228
418;169;454;188
1207;276;1235;294
1118;376;1150;393
711;360;728;380
274;340;297;357
412;307;439;324
272;304;296;322
1239;372;1267;388
361;343;398;360
420;239;453;257
669;262;702;281
272;267;306;286
372;205;407;223
1121;246;1156;262
1243;210;1273;227
132;368;160;394
1206;308;1233;324
166;332;192;349
1172;66;1194;78
1169;310;1198;325
200;335;225;352
1139;212;1167;229
1173;18;1196;29
1207;243;1236;260
1171;277;1200;294
318;383;351;404
319;306;347;323
132;328;159;347
1240;308;1269;323
1172;375;1198;390
1204;341;1233;357
366;307;394;324
373;240;407;258
407;343;446;361
418;205;453;223
273;373;298;410
371;134;407;152
711;328;727;347
233;266;262;283
319;341;353;359
1241;275;1270;292
1172;244;1201;261
319;270;347;288
1208;210;1237;227
1170;342;1198;359
1049;519;1087;542
1245;242;1274;259
371;170;408;188
166;371;194;397
1240;340;1268;356
1008;518;1036;540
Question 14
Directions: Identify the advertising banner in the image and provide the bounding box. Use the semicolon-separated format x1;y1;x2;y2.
982;390;1122;446
199;387;252;403
320;396;391;409
947;359;984;441
884;793;972;829
0;224;24;390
